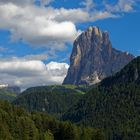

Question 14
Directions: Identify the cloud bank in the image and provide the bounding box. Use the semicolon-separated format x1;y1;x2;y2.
0;0;138;50
0;58;69;90
0;3;80;49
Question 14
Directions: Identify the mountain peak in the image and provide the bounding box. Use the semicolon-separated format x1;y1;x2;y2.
87;26;101;36
63;26;134;85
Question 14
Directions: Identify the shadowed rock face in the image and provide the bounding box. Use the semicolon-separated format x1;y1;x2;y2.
63;26;134;85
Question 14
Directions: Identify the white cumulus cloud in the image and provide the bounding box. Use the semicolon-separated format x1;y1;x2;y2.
0;59;69;90
0;0;125;50
0;3;80;49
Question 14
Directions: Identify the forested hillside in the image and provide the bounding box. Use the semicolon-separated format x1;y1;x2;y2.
13;85;87;117
0;100;104;140
63;56;140;140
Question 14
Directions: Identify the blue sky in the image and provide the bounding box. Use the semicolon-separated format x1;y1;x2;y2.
0;0;140;89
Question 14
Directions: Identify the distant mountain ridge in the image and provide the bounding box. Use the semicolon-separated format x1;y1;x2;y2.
0;88;17;102
0;84;20;102
63;26;134;85
0;84;20;94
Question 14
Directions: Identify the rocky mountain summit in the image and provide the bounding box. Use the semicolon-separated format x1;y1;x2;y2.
63;26;134;85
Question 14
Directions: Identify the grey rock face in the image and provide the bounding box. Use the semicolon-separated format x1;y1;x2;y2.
63;26;134;85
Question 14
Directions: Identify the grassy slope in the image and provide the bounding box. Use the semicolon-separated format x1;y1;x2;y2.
13;85;89;118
